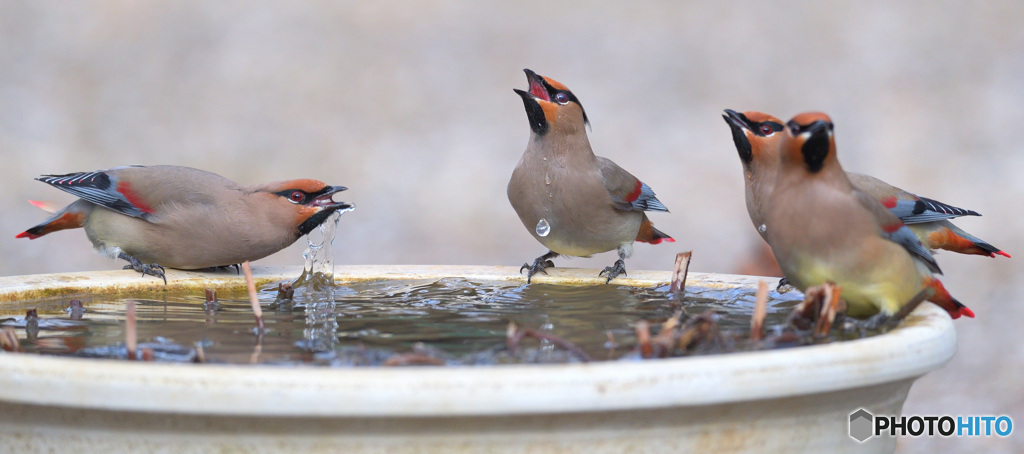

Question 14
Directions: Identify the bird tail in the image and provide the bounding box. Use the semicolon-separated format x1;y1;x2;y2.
926;224;1010;258
15;200;90;240
923;276;974;319
635;215;675;245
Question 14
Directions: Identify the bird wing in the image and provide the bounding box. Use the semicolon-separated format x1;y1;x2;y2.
885;195;981;224
596;157;668;212
36;167;154;220
849;172;980;224
855;189;942;274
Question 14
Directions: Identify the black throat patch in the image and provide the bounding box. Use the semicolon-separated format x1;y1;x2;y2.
518;92;549;136
801;132;830;173
728;123;753;163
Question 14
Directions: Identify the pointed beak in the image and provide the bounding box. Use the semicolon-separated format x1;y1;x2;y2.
310;185;350;209
722;109;752;132
298;186;354;236
522;68;550;101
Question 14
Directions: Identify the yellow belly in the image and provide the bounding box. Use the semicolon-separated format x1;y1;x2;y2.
788;258;919;318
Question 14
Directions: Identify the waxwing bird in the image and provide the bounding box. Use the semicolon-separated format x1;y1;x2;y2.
508;69;673;283
762;112;972;322
17;165;353;283
722;109;1008;258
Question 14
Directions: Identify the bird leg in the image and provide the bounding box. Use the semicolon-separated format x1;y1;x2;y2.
118;252;167;285
520;250;559;284
599;248;629;283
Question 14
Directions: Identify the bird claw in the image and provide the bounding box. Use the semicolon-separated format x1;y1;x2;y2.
119;253;167;285
598;259;628;283
776;277;794;293
520;258;552;284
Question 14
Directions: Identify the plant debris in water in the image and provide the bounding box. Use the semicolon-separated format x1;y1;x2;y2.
0;275;891;366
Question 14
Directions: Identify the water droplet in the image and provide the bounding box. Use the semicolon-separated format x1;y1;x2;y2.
544;173;551;185
758;224;767;233
542;157;547;161
536;218;551;237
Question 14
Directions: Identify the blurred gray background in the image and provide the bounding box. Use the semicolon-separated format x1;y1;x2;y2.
1;1;1021;451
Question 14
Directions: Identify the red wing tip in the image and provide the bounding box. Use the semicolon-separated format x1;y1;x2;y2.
995;251;1011;258
15;231;38;240
957;306;976;318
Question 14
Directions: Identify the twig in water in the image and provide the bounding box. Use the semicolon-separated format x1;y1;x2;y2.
634;320;653;359
669;251;692;303
677;310;724;352
649;310;685;358
605;330;617;360
277;282;294;301
125;301;137;360
0;327;19;352
750;280;769;341
813;282;844;338
383;353;446;366
241;261;265;332
25;309;38;342
193;342;206;363
506;321;592;362
67;299;85;320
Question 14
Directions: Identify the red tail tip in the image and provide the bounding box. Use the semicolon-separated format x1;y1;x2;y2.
15;231;38;240
995;251;1011;258
958;306;975;318
647;237;676;245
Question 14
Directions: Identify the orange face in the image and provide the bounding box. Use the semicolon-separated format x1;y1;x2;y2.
722;109;786;166
259;180;352;235
783;112;836;173
515;69;589;136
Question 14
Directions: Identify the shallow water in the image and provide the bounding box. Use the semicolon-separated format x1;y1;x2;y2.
0;277;823;366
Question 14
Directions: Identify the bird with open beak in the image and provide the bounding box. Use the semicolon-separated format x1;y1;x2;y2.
508;69;673;283
17;165;353;283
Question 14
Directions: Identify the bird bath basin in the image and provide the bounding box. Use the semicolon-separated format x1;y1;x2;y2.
0;265;956;453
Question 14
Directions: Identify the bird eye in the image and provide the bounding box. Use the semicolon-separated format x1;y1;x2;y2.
554;92;569;104
288;191;305;203
759;124;774;135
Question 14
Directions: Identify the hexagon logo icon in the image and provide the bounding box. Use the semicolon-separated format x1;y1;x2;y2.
849;409;874;442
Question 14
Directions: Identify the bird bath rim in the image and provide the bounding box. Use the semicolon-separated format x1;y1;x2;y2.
0;265;957;418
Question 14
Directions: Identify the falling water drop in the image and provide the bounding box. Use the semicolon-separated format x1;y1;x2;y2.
536;218;551;237
758;224;768;233
544;173;551;185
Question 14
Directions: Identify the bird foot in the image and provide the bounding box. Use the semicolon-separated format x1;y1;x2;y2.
118;252;167;285
599;259;628;283
776;277;795;293
520;258;555;284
